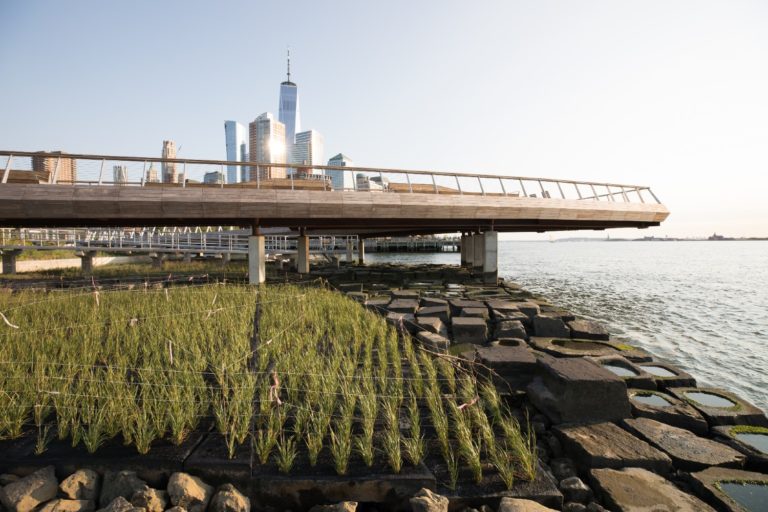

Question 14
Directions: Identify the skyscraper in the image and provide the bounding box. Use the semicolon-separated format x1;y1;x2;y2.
327;153;354;191
145;165;159;183
249;112;287;180
278;50;300;161
203;171;225;184
113;165;128;184
224;121;248;183
161;140;178;183
32;151;77;183
292;130;324;174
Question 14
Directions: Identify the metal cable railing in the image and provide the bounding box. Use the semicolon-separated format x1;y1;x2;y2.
0;150;661;204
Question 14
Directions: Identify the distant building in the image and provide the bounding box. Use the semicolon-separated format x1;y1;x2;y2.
113;165;128;184
278;50;301;162
145;165;159;183
326;153;354;191
203;171;225;184
32;151;77;183
224;121;248;183
249;112;287;180
161;140;178;183
292;129;324;174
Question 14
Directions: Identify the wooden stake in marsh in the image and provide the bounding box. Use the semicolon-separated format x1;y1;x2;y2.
248;293;262;469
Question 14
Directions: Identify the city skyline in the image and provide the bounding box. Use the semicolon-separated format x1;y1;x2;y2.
2;1;767;237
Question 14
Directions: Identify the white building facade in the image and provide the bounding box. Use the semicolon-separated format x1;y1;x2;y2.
292;130;324;174
249;112;287;180
326;153;354;191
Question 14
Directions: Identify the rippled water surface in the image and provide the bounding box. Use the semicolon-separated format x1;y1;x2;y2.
367;241;768;413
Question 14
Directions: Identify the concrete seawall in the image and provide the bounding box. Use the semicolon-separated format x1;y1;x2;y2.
14;255;148;273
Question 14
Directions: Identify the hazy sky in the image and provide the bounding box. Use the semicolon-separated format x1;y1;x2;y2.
2;1;767;238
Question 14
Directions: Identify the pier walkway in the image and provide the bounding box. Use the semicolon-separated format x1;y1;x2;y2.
0;150;669;283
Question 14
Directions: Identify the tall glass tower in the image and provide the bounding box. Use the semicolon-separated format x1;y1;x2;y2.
224;121;248;183
278;50;301;164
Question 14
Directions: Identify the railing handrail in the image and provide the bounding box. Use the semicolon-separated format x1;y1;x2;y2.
0;149;654;191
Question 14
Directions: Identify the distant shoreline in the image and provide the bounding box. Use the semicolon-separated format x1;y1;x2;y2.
552;237;768;242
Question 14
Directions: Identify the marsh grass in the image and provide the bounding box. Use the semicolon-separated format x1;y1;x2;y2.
0;283;537;486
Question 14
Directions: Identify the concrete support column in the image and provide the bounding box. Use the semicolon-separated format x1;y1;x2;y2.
482;231;498;284
346;240;354;263
182;253;192;263
150;253;166;270
473;233;484;271
297;235;310;274
78;251;95;276
248;235;265;285
464;234;474;268
358;238;366;265
1;250;21;275
220;252;231;267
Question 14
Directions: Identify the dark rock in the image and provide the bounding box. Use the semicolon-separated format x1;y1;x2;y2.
628;389;708;435
688;467;768;512
528;337;620;359
591;468;714;512
60;470;100;502
559;477;592;503
448;299;485;316
527;355;631;424
99;472;147;509
498;337;527;347
167;473;212;512
553;422;672;475
209;484;250;512
308;503;356;512
494;320;527;340
345;292;367;304
485;299;521;314
546;435;564;458
420;297;448;308
364;296;390;312
562;504;586;512
567;319;609;340
385;312;417;333
533;315;570;337
712;425;768;472
460;307;490;320
668;387;768;427
0;474;20;486
0;466;59;512
475;344;536;386
409;488;448;512
585;504;608;512
549;458;577;481
622;417;746;471
451;317;488;344
391;289;419;299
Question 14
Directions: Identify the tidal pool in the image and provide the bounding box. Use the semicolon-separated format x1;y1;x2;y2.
719;482;768;511
685;391;737;408
632;393;673;408
641;365;677;377
603;364;638;377
734;433;768;454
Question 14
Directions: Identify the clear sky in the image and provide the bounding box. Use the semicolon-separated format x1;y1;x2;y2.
2;1;767;238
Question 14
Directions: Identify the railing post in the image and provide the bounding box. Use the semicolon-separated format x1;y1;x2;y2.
141;161;147;187
221;164;225;188
538;180;546;197
97;159;106;185
556;181;565;199
478;177;485;196
432;174;439;194
182;162;186;187
1;155;12;184
455;175;463;195
406;172;413;193
49;156;62;184
648;188;661;204
606;185;615;202
635;187;645;203
519;179;528;197
589;184;599;200
499;178;507;196
574;183;583;199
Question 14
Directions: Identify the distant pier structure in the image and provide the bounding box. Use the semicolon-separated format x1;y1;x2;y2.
367;237;459;253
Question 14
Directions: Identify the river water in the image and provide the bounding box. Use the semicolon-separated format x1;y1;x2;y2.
367;241;768;413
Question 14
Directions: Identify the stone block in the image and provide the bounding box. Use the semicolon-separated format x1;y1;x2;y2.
688;467;768;512
636;361;696;389
385;312;417;333
527;355;631;424
448;299;485;316
388;299;419;315
622;417;745;471
416;305;449;323
364;296;390;313
590;355;656;390
711;425;768;472
627;389;708;434
515;302;541;318
450;317;488;344
533;315;571;338
415;317;446;336
529;338;622;359
420;297;448;308
475;344;537;388
590;468;715;512
460;307;490;320
492;309;530;323
416;331;451;352
0;466;59;512
391;289;420;299
494;320;527;340
553;422;672;475
567;319;609;341
667;387;768;427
